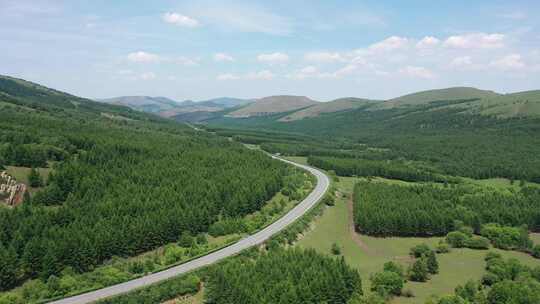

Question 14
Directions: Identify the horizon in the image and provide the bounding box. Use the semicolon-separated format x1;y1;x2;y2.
1;0;539;101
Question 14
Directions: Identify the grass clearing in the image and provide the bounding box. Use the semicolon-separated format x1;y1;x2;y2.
5;166;52;185
296;175;540;304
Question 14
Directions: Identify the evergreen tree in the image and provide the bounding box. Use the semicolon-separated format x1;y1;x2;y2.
28;168;43;187
426;250;439;274
409;257;429;282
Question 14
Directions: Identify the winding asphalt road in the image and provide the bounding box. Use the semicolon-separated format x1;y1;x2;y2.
50;156;330;304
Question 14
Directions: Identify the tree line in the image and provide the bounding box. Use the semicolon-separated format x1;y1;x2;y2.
308;156;448;183
353;181;540;236
205;248;362;304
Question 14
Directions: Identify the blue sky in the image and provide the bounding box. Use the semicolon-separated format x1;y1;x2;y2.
1;0;539;101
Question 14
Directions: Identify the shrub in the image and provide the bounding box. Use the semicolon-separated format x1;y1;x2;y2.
480;223;532;250
532;245;540;258
331;242;341;255
178;231;195;248
446;231;469;248
464;236;490;250
410;243;431;258
408;258;429;282
370;271;404;297
455;280;480;302
426;251;439;274
383;261;405;278
436;240;451;253
322;194;335;206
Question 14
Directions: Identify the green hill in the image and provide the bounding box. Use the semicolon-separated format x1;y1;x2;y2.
475;90;540;117
378;87;500;109
279;97;380;121
0;75;288;297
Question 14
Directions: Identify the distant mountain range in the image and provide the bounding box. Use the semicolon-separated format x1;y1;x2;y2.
99;86;540;124
98;96;252;120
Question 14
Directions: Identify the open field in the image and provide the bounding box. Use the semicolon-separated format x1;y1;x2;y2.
5;165;52;185
297;175;540;303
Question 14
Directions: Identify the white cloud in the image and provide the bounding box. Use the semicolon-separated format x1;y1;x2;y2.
162;12;200;27
304;52;344;63
369;36;409;52
218;70;275;81
127;51;161;63
287;66;320;80
490;54;525;70
443;33;505;49
399;66;435;79
449;56;474;68
217;73;240;81
416;36;440;49
175;56;199;66
139;72;156;80
187;2;292;35
214;53;235;62
246;70;275;80
257;52;289;64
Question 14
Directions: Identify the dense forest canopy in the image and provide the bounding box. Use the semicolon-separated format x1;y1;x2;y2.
208;99;540;182
353;181;540;237
0;76;290;291
205;248;362;304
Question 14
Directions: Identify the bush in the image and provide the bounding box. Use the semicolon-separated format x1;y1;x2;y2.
464;236;491;250
455;280;480;302
480;223;532;250
331;242;341;255
409;258;429;282
446;231;469;248
97;275;200;304
383;261;405;278
484;252;502;262
370;271;404;297
410;243;431;258
436;240;451;253
532;245;540;258
322;194;335;206
178;231;195;248
196;234;207;245
426;251;439;274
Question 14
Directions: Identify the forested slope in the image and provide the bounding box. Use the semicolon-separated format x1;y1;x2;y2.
0;76;289;291
208;97;540;182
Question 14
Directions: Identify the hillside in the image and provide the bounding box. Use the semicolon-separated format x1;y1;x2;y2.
99;96;181;114
0;75;150;121
475;90;540;117
378;87;500;109
0;75;289;298
100;96;251;119
279;97;380;121
227;95;318;118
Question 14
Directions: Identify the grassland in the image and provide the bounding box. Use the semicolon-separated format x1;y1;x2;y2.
296;170;540;303
5;166;52;185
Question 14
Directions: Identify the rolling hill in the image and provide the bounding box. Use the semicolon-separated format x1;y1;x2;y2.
377;87;500;109
100;96;251;119
227;95;319;118
279;97;380;121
